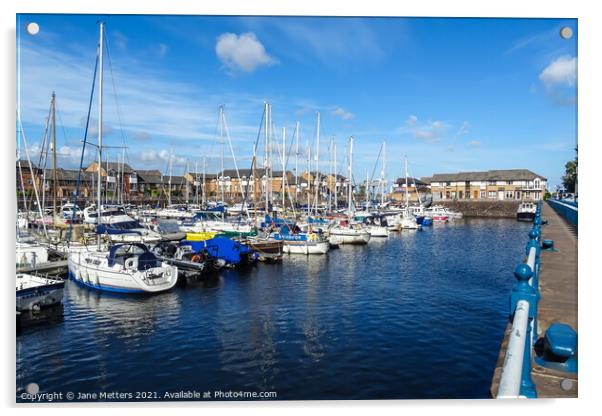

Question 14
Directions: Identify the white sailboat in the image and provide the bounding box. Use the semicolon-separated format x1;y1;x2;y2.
398;157;421;230
67;22;178;294
328;136;371;244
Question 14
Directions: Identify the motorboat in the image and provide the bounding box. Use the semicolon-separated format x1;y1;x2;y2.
517;201;537;222
67;243;178;293
16;273;65;311
424;205;463;219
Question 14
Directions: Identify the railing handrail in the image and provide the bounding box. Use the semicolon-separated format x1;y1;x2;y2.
497;300;530;398
496;200;542;399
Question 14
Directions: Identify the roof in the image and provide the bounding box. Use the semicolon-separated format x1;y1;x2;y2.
395;177;429;186
136;170;163;184
87;161;134;173
16;159;39;171
44;168;94;182
430;169;546;182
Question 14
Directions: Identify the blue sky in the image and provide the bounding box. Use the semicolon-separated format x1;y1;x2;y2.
16;14;577;188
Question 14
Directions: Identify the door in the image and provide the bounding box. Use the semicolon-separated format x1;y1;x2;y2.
498;191;504;200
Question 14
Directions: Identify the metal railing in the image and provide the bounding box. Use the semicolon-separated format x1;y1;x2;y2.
547;198;578;227
497;201;542;398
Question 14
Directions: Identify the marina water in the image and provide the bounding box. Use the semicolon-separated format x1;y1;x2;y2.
17;218;531;400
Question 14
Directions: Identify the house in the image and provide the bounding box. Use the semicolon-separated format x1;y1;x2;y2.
389;177;430;203
429;169;547;201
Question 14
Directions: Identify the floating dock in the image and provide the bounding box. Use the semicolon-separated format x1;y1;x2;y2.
491;202;577;398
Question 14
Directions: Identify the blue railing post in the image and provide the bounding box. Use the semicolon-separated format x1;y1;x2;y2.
511;264;538;398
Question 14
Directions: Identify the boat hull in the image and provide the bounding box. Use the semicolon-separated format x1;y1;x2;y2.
16;275;64;311
283;240;330;255
67;253;178;293
517;212;536;222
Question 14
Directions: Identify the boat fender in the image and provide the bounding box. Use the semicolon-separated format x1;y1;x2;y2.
191;254;203;263
125;257;138;270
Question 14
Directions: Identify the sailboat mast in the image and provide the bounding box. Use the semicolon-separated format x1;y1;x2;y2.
202;156;206;206
264;102;269;213
282;126;286;210
219;105;225;207
348;136;353;216
51;92;57;222
405;156;409;207
314;111;320;215
295;121;299;206
333;140;339;211
96;21;104;249
381;141;386;207
168;150;172;206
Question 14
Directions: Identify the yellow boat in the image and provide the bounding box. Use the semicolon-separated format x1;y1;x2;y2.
185;231;219;241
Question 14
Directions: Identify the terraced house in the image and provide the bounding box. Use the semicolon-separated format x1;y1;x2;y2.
428;169;547;201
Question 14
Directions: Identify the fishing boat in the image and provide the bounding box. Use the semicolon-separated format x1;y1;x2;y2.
16;273;65;311
517;201;537;222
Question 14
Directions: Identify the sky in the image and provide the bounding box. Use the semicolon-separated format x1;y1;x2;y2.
16;14;577;188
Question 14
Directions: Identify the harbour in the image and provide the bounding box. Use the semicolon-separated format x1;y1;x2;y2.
14;14;579;404
17;218;531;400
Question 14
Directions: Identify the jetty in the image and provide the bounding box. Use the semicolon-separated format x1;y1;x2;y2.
490;200;578;398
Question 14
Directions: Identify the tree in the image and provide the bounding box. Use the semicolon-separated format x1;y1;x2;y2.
562;160;577;193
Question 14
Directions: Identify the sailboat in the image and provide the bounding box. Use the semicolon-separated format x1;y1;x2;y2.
67;22;178;294
328;136;371;244
397;157;421;230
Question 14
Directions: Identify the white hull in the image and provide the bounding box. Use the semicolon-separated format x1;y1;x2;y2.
68;251;178;293
16;274;64;311
367;226;389;237
283;240;330;255
329;229;371;244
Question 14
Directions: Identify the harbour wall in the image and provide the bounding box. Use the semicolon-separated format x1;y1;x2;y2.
437;200;520;218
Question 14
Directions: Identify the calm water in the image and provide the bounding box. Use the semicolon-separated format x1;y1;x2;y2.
16;219;531;401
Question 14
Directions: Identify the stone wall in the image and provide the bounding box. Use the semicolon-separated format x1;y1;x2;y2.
438;200;520;218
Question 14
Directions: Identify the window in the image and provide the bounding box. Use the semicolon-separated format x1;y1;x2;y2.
488;191;496;199
480;191;486;199
505;191;514;199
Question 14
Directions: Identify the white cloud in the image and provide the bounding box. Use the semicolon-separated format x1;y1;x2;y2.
467;140;481;148
157;43;168;58
539;56;577;87
332;107;354;120
140;149;186;166
215;32;277;73
402;115;445;143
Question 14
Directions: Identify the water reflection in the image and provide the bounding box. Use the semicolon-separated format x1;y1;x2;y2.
17;219;532;400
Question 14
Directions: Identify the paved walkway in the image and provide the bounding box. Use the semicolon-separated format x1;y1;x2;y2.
491;202;578;398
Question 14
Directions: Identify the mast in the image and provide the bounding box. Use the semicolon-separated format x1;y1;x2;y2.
405;156;409;208
348;136;353;216
219;105;225;207
96;21;104;249
381;141;386;207
307;143;311;215
202;156;206;206
281;126;286;211
185;159;189;204
264;102;269;213
334;140;337;210
195;160;198;204
295;121;299;206
314;111;320;215
51;91;57;223
168;149;172;206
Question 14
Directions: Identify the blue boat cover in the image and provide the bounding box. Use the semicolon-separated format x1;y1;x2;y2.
181;236;252;265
